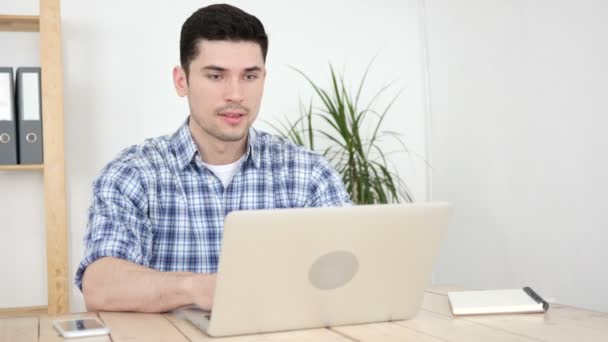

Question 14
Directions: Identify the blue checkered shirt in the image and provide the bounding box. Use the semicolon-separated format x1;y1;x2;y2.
75;119;352;289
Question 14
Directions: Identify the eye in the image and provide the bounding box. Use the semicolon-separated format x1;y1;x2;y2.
206;74;223;80
245;74;258;80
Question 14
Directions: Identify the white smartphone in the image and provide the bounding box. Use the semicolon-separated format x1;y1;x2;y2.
52;317;110;338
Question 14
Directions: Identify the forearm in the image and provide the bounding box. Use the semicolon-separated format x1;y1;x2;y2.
82;257;212;313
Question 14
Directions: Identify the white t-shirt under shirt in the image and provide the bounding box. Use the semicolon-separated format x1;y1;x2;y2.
200;154;246;188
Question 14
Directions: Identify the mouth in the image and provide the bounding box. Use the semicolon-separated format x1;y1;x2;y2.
218;111;246;125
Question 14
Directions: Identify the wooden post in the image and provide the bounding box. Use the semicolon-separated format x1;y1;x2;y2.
39;0;69;314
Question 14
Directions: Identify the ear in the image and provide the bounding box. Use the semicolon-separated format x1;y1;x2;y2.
173;66;188;97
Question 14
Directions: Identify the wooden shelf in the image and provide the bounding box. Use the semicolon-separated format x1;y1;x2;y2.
0;164;44;171
0;15;40;32
0;306;47;317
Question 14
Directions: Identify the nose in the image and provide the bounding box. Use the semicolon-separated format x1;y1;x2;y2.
224;78;244;104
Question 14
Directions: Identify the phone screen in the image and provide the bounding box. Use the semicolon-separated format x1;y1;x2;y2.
56;318;105;332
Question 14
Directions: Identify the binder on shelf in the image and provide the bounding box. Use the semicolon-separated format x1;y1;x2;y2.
0;67;18;165
16;67;44;164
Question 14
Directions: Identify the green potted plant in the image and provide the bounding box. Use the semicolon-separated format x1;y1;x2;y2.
269;62;414;204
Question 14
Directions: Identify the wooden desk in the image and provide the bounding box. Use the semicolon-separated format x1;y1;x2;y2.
2;286;607;341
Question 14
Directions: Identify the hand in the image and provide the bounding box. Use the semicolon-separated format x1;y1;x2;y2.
187;273;217;311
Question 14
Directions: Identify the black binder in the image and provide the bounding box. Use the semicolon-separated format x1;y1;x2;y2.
0;67;18;165
15;67;44;164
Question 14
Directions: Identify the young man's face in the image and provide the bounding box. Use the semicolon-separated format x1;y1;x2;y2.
175;40;266;144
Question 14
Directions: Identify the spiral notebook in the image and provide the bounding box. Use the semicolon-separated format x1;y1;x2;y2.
448;287;550;316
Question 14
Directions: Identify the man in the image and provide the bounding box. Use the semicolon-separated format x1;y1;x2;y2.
76;4;351;313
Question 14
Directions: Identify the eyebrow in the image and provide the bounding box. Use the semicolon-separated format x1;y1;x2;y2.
201;65;262;73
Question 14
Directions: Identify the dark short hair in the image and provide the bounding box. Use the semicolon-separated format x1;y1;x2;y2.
180;4;268;76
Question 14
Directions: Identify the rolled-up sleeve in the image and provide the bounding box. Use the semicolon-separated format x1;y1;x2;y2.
74;161;153;290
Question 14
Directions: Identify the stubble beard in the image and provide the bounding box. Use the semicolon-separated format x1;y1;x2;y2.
204;124;248;142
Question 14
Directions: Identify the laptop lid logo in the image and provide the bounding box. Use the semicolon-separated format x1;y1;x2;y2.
309;251;359;290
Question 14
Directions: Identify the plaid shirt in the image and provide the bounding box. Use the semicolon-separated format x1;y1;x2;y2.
75;119;351;289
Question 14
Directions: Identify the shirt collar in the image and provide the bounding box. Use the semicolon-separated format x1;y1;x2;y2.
245;127;262;168
171;117;261;171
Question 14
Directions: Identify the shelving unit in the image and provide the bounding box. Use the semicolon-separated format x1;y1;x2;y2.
0;0;69;315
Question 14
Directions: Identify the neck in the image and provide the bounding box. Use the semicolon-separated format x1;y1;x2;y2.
188;119;248;165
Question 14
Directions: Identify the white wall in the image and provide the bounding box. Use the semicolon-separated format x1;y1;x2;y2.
426;0;608;311
0;0;427;311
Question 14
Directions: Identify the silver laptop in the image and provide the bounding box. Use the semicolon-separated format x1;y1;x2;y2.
176;203;452;337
